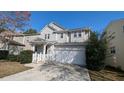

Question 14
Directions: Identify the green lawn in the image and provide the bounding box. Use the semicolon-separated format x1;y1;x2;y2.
0;61;32;78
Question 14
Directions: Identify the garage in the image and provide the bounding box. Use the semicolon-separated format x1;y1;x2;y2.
54;44;86;66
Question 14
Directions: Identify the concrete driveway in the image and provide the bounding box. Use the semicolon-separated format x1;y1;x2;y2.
0;62;90;81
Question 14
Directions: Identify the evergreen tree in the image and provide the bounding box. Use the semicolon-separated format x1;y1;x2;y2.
86;31;107;71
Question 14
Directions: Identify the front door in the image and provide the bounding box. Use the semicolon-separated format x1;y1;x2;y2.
45;45;48;54
45;45;52;54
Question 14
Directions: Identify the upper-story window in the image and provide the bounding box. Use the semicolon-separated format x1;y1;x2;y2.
45;34;50;39
123;26;124;32
111;36;115;39
74;32;77;37
60;33;63;38
110;46;116;54
107;32;115;41
45;34;47;39
48;34;50;39
78;32;82;37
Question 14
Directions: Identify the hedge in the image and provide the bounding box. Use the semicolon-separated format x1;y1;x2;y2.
19;50;33;64
0;50;33;64
0;50;9;59
7;55;19;62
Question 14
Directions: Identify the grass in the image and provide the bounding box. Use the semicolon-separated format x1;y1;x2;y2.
89;66;124;81
0;60;32;78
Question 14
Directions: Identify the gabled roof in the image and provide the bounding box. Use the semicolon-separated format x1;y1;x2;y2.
29;37;57;45
103;18;124;33
8;39;25;46
33;37;46;42
50;22;65;30
30;37;46;44
0;30;24;37
47;25;56;31
40;22;66;33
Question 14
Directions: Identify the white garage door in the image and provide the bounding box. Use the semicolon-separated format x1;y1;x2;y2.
54;45;86;66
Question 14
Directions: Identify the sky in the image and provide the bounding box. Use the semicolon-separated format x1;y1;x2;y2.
30;11;124;33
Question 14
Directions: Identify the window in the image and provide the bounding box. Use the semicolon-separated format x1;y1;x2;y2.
111;36;115;39
45;34;50;39
107;31;115;41
123;26;124;32
60;33;63;38
110;47;116;54
78;32;81;37
48;34;50;39
45;34;47;39
74;32;77;37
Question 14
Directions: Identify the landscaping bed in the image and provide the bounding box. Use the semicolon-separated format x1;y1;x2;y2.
0;61;32;78
89;66;124;81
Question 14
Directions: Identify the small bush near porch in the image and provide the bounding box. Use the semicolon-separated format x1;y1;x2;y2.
0;61;32;78
19;50;33;64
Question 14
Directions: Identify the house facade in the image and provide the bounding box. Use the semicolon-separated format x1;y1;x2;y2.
102;19;124;70
14;22;90;66
0;31;25;55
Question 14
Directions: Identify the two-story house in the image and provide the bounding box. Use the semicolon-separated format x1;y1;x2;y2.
14;22;90;66
102;19;124;70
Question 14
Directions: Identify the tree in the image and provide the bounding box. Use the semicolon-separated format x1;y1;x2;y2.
86;31;107;71
0;11;31;51
23;28;37;35
0;11;31;32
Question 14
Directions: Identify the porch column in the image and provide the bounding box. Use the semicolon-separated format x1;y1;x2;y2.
32;45;35;52
43;44;47;62
55;33;57;41
52;45;55;54
67;33;69;42
23;36;25;44
5;41;9;50
32;45;35;63
52;45;55;61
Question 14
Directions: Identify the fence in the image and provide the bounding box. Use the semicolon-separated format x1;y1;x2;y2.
32;52;55;63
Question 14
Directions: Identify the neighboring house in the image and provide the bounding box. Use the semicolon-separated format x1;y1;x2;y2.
102;19;124;70
14;22;90;66
13;34;41;50
0;31;25;55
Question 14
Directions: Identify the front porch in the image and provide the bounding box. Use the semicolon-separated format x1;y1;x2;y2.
30;38;56;63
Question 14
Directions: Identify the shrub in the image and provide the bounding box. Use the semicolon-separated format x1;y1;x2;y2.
86;31;107;71
7;55;19;62
0;50;9;59
19;50;33;64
